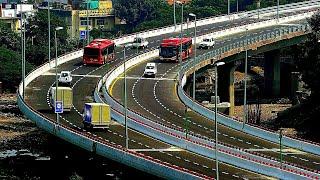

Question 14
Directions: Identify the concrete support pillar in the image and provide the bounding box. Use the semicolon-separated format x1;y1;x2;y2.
218;62;236;116
264;49;281;96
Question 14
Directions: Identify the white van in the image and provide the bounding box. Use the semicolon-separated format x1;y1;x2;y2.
144;63;157;78
199;37;215;49
58;71;72;86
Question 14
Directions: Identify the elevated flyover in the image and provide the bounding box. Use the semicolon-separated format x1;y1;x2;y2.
18;1;320;179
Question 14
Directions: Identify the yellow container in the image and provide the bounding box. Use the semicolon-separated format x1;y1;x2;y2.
83;103;111;128
50;87;73;112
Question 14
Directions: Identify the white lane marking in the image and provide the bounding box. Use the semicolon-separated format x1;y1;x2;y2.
117;76;176;81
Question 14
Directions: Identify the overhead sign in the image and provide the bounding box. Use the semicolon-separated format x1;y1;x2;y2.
80;30;87;40
55;101;63;114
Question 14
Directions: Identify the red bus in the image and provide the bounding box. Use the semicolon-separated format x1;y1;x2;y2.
83;39;115;65
159;38;192;62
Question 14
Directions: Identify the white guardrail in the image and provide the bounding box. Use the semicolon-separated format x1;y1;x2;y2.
17;48;211;180
99;11;320;179
18;1;320;179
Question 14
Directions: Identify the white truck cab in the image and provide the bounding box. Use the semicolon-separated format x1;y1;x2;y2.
199;37;215;49
144;63;157;78
132;37;149;49
58;71;72;86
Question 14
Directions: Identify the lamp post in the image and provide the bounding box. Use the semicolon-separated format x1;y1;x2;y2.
123;45;128;150
214;61;225;180
243;27;249;129
257;0;261;19
237;0;239;12
23;14;26;99
173;0;176;30
189;13;196;100
277;0;279;22
86;0;90;44
20;9;25;99
55;26;63;124
279;128;283;168
177;1;184;72
48;1;51;68
228;0;230;14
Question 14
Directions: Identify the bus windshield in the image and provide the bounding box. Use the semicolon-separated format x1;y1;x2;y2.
84;48;100;57
160;46;177;57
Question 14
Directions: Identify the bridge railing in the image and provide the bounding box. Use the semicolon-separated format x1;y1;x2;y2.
178;23;320;156
99;12;320;179
17;2;320;179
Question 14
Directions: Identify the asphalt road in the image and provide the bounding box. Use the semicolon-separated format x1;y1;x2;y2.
110;22;320;172
23;8;319;179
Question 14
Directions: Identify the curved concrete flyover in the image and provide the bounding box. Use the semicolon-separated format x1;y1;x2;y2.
18;1;320;179
104;14;318;179
17;13;281;179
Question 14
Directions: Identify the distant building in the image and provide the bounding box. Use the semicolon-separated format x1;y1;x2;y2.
39;0;114;39
0;3;35;32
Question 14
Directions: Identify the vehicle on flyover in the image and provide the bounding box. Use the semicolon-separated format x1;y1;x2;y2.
49;86;73;112
83;39;115;65
198;37;215;49
144;62;157;78
58;71;72;86
82;103;111;129
159;37;192;62
131;37;149;49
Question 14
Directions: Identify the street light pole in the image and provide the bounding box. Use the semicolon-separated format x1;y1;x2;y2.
20;8;24;99
277;0;279;22
174;0;176;30
257;0;260;19
48;1;51;68
86;0;90;44
189;13;196;100
279;128;283;168
228;0;230;14
55;27;63;124
237;0;239;12
178;1;184;73
23;15;26;100
214;61;225;180
243;28;248;129
124;46;128;150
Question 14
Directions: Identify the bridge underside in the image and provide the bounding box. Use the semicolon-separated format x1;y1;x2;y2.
189;34;307;116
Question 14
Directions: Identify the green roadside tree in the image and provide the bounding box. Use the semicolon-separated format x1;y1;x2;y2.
0;46;33;91
25;11;77;65
0;20;20;51
295;12;320;100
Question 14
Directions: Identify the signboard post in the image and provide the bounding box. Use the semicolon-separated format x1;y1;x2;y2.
55;101;63;114
80;30;87;40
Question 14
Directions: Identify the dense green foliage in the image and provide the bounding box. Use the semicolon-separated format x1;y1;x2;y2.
272;11;320;141
0;46;33;91
114;0;306;33
0;11;77;92
114;0;231;33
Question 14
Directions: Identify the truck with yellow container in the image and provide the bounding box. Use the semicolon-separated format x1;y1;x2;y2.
83;103;111;129
50;87;73;112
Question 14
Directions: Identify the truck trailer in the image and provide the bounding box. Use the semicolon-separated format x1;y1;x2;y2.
83;103;111;129
50;87;73;112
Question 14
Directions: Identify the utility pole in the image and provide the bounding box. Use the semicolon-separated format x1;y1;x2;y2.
86;0;90;44
173;0;176;30
279;128;283;168
124;46;128;150
48;1;51;68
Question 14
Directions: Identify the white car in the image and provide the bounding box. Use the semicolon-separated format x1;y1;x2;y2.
199;37;215;49
132;37;149;49
144;63;157;78
58;71;72;86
